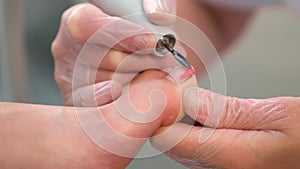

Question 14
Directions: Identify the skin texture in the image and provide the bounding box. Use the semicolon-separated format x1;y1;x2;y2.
151;88;300;169
51;0;300;168
52;3;179;107
0;69;195;169
50;0;257;168
0;0;269;168
137;1;300;169
52;1;253;106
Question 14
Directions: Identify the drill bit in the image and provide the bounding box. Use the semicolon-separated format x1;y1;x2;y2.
162;42;193;69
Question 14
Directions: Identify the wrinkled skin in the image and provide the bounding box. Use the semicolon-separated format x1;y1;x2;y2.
51;0;253;106
148;2;300;169
152;87;300;169
51;0;254;108
51;3;179;107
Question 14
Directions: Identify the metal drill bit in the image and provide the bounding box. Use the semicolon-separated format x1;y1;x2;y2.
162;42;193;69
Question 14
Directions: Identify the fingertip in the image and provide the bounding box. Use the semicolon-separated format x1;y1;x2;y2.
67;3;107;43
184;87;219;125
65;3;157;52
64;4;88;42
145;12;176;26
143;0;177;26
95;81;122;106
184;86;201;99
111;81;122;100
120;33;156;52
166;67;196;85
134;33;157;51
183;87;203;121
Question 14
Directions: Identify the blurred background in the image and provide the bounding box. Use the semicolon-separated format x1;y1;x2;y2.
0;0;300;168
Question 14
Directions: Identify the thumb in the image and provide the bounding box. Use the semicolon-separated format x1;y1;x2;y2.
183;87;290;131
66;3;156;53
143;0;177;25
70;80;122;107
151;123;280;169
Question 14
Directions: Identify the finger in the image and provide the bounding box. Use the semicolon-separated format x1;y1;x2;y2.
183;87;291;131
70;63;160;92
52;5;83;61
66;3;156;52
79;44;177;72
95;70;138;86
99;50;177;73
73;68;196;166
102;68;196;128
83;70;183;159
69;80;122;106
151;123;288;169
143;0;177;25
96;65;197;95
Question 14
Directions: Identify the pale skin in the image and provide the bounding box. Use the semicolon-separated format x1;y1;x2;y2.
51;1;253;107
1;1;194;168
0;69;195;169
52;3;179;106
52;1;300;169
2;0;297;169
152;88;300;169
150;1;300;169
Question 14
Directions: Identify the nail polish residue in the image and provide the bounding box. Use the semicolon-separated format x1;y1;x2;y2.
180;67;195;80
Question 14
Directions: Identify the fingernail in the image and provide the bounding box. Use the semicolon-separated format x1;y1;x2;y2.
145;0;176;15
133;34;156;51
144;0;177;25
167;67;195;83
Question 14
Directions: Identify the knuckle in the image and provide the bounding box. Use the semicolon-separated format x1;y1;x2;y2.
54;69;71;88
51;40;63;59
54;69;64;85
51;38;71;61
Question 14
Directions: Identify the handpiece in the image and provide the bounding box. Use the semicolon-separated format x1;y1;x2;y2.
90;0;176;57
90;0;193;70
162;42;192;69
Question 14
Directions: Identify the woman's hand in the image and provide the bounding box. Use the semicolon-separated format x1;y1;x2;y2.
151;87;300;169
51;1;253;107
51;2;181;107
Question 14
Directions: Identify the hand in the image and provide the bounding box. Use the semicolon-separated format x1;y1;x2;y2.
51;1;253;107
147;0;254;78
152;87;300;169
52;3;179;106
0;69;196;169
